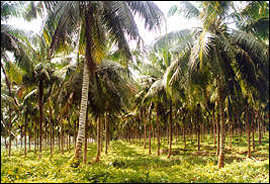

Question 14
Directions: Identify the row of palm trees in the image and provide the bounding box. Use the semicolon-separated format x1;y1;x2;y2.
1;1;269;169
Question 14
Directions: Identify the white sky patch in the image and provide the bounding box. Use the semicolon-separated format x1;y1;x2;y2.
6;1;200;47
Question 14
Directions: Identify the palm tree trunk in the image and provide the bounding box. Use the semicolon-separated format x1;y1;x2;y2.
61;125;64;154
229;122;233;149
156;105;160;156
213;111;216;147
183;124;186;149
39;79;44;159
96;117;102;162
247;108;251;158
258;113;262;144
149;123;152;155
5;137;8;150
216;104;220;156
24;110;28;156
218;81;225;168
251;110;255;152
74;120;77;151
83;107;88;164
28;127;31;152
168;101;173;158
49;105;53;157
100;119;104;153
20;126;23;150
105;113;109;154
8;105;12;157
34;125;37;154
74;7;96;163
197;123;200;151
143;110;147;149
74;60;90;162
58;131;61;151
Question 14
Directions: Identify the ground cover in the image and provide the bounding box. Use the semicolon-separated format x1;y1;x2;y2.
1;133;269;183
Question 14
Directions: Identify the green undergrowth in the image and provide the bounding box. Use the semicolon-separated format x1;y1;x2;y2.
1;133;269;183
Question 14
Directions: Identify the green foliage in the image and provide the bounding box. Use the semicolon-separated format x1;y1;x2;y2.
1;133;269;183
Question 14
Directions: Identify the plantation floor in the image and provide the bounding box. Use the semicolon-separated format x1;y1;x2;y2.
1;133;269;183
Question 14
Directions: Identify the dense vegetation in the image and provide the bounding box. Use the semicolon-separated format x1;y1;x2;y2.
1;1;269;183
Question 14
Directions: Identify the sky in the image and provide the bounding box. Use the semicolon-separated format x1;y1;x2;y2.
6;1;200;47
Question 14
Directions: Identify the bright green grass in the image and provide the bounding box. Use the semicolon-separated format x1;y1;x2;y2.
1;133;269;183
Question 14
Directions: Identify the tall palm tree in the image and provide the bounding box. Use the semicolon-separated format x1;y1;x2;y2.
156;1;269;168
42;1;164;164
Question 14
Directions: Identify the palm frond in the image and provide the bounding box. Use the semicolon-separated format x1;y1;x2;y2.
153;29;194;51
178;1;200;19
127;1;164;31
189;30;214;71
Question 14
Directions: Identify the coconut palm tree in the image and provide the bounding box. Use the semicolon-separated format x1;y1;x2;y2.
154;1;269;168
41;1;164;164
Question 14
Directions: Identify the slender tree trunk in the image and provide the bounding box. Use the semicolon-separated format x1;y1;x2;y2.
49;109;53;157
8;105;12;157
105;113;109;154
24;111;28;156
34;125;37;154
247;108;251;158
149;123;152;155
218;82;225;168
39;79;44;159
74;8;95;163
213;111;216;147
252;110;255;152
5;137;8;150
167;126;169;144
156;105;161;156
143;110;147;149
258;113;262;144
216;105;220;156
183;124;186;149
100;119;104;153
29;127;31;152
20;126;23;150
83;107;88;164
74;120;77;151
197;123;200;151
61;126;64;154
8;133;11;157
74;60;90;162
96;117;101;162
240;121;242;137
168;101;173;158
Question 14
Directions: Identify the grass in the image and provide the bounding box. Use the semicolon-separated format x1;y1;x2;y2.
1;133;269;183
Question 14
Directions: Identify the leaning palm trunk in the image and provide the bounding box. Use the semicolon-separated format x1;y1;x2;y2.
74;60;90;162
74;7;96;164
83;107;89;164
